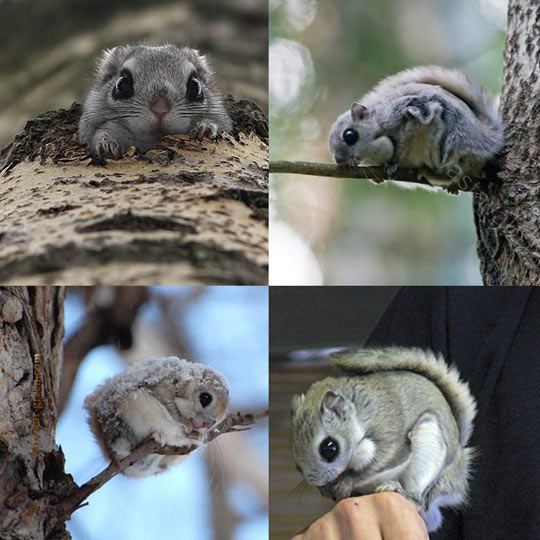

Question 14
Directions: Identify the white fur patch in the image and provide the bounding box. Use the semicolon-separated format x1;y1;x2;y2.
119;389;189;447
401;413;447;498
349;437;376;470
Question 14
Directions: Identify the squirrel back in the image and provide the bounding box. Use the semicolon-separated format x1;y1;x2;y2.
331;346;477;446
362;65;501;131
328;65;504;185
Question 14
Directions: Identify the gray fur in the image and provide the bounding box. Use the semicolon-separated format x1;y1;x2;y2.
84;357;229;477
333;347;477;445
79;44;232;157
328;65;504;188
291;347;477;532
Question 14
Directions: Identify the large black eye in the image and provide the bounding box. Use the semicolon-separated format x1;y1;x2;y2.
186;74;203;102
199;392;213;407
343;128;359;146
319;437;339;462
112;69;133;100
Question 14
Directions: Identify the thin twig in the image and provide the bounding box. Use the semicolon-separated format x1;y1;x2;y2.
52;410;268;523
269;160;493;193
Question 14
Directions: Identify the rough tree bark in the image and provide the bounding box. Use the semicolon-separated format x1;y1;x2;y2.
0;286;71;540
0;100;268;285
474;0;540;285
0;286;267;539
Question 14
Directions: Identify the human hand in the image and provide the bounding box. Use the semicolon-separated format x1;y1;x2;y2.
291;493;429;540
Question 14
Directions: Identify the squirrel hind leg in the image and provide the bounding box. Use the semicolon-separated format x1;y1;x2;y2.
416;168;455;192
383;162;398;179
122;453;163;477
400;412;448;504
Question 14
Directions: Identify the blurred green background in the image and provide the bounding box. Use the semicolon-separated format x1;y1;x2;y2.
269;0;506;285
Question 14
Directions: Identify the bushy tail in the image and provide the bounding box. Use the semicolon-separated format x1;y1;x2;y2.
332;346;477;446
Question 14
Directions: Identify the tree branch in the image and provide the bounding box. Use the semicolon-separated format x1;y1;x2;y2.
52;410;268;524
270;160;495;193
60;287;149;412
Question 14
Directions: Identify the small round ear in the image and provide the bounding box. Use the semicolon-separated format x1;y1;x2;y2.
195;51;211;74
202;369;214;381
320;391;348;420
181;47;214;81
291;394;305;418
184;378;197;395
404;101;441;125
96;46;132;84
351;102;368;121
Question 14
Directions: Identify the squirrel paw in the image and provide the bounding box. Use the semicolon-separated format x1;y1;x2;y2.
375;480;408;497
93;133;125;159
383;162;398;179
319;475;355;501
375;481;425;511
191;120;219;141
151;430;168;446
445;182;460;195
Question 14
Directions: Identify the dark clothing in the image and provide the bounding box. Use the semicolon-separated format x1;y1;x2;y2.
366;287;540;540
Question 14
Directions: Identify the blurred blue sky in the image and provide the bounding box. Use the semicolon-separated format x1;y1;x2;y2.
58;287;268;540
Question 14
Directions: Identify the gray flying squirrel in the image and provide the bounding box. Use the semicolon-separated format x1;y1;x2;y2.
79;44;233;157
328;66;504;190
84;356;229;477
291;347;477;532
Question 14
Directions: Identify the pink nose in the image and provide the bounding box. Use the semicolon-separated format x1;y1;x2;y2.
192;419;214;429
150;97;171;117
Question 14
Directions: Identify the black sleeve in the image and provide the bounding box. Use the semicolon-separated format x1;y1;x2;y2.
366;286;439;349
364;286;540;540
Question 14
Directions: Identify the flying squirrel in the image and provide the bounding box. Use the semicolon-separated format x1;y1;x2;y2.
291;346;477;532
328;66;504;191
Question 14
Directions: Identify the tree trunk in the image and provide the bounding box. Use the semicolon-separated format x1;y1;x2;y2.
0;286;74;540
0;100;268;285
474;0;540;284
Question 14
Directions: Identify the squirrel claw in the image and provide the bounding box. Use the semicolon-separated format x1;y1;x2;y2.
191;120;219;141
376;481;426;513
151;431;168;446
383;163;398;179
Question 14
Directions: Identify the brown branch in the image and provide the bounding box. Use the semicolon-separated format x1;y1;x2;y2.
52;410;268;524
269;160;495;193
60;286;149;412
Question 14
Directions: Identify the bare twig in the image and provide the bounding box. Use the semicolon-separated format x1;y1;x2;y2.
52;410;268;524
269;160;493;193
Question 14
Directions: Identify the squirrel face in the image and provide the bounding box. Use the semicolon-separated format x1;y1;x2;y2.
79;44;232;156
292;381;374;490
172;370;229;434
84;357;230;477
328;102;394;167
